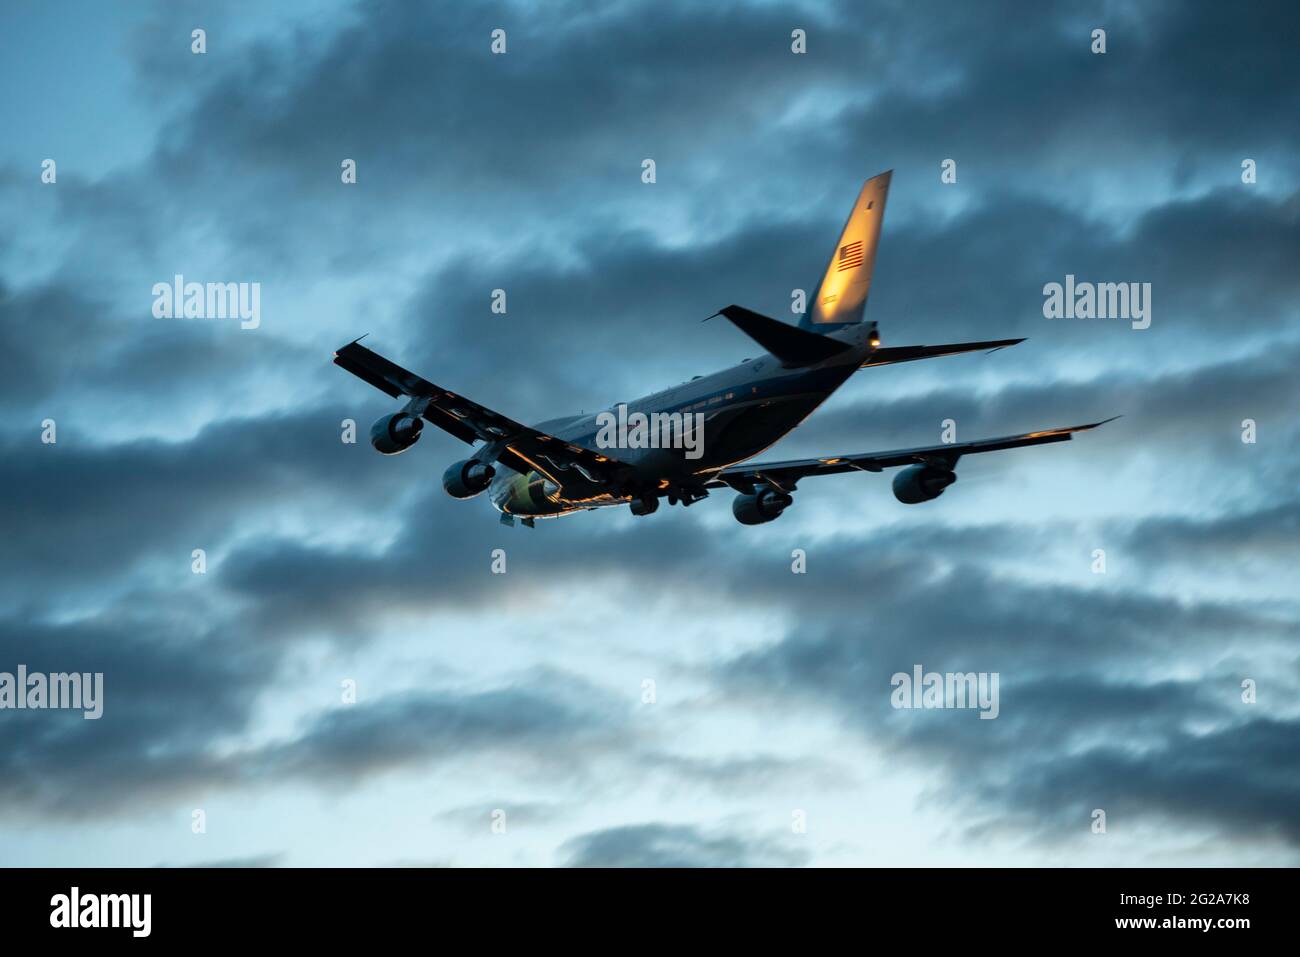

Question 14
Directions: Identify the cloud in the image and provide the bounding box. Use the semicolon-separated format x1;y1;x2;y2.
171;852;286;868
0;405;414;600
0;611;275;818
246;669;627;787
1;0;1297;865
560;822;810;867
0;640;629;819
717;552;1300;852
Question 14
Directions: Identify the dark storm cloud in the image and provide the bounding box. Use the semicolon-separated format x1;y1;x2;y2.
212;499;497;643
125;0;1300;256
0;631;629;818
0;611;274;817
0;269;328;426
717;552;1300;847
0;283;104;406
1122;502;1300;565
245;668;625;787
560;822;810;867
94;0;859;277
0;404;416;597
150;0;852;187
956;714;1300;846
813;0;1300;190
719;551;1294;682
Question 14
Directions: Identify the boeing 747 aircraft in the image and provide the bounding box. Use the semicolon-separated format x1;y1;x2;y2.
335;171;1114;527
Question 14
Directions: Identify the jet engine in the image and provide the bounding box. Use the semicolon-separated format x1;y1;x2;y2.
733;487;793;525
370;412;424;455
443;459;496;499
892;465;956;504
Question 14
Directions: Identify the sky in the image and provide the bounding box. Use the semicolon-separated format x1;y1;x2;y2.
0;0;1297;867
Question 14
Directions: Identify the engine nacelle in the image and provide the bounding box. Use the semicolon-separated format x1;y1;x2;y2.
370;412;424;455
629;494;659;516
733;487;793;525
443;459;496;499
892;465;956;504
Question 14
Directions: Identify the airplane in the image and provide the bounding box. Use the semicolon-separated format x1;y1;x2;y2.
335;170;1116;527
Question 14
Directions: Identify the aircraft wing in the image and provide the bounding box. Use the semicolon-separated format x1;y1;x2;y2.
705;417;1119;492
334;340;633;485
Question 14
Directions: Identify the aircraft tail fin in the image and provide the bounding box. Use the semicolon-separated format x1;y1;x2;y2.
799;170;891;332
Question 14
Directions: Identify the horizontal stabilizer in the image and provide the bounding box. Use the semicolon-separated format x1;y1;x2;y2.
716;305;853;367
861;337;1025;368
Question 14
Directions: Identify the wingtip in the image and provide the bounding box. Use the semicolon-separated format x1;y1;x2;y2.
985;337;1027;355
333;333;369;357
1079;414;1123;431
1051;415;1122;439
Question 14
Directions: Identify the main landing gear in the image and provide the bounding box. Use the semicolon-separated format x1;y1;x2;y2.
628;486;709;517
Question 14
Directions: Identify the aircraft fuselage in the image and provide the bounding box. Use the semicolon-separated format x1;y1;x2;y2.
489;321;875;518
